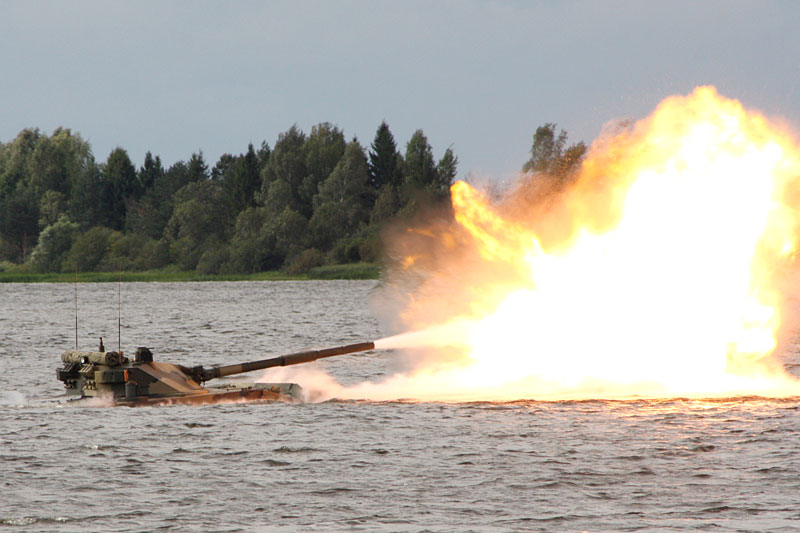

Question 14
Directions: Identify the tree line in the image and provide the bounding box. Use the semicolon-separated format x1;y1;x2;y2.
0;122;459;274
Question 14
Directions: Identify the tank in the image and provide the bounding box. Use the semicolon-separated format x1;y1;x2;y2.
55;340;375;407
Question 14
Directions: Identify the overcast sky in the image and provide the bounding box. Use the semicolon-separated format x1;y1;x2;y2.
1;0;798;182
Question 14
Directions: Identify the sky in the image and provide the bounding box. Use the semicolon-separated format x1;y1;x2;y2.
1;0;799;183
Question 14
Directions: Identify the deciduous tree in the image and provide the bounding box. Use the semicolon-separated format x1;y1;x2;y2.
404;129;437;190
259;125;307;208
522;123;586;180
300;123;345;216
28;216;78;272
311;141;372;249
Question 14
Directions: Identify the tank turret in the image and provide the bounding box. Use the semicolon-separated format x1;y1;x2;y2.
55;342;375;406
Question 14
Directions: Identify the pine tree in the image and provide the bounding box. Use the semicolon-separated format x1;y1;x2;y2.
432;147;458;195
225;144;261;215
102;147;138;230
138;151;164;192
368;121;402;189
187;152;210;182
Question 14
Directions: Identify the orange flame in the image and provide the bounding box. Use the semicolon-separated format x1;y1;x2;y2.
372;86;800;401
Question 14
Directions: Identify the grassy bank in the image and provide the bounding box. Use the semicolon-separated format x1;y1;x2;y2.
0;263;380;283
306;262;379;280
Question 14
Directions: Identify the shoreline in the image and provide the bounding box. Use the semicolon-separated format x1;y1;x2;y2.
0;262;379;283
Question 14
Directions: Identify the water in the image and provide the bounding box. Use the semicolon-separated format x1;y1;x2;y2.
2;281;800;531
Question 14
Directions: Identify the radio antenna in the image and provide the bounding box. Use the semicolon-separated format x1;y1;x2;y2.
118;265;122;352
74;263;78;350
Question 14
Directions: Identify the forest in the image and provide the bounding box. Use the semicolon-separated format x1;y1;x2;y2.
0;121;584;276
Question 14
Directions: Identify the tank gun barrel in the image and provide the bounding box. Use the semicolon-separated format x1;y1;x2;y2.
199;341;375;382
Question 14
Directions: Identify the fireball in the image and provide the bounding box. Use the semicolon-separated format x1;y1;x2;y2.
370;86;800;401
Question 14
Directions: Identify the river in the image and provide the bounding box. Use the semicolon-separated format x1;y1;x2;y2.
1;281;799;531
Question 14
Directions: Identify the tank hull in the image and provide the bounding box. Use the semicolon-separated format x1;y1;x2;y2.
115;386;289;407
47;382;304;408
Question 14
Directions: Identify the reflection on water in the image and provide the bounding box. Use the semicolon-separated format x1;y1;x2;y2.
1;281;799;531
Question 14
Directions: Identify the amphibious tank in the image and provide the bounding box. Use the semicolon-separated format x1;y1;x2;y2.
55;340;375;407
